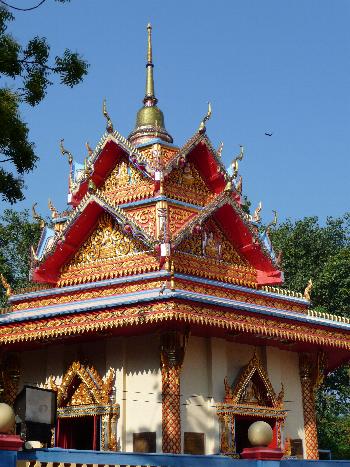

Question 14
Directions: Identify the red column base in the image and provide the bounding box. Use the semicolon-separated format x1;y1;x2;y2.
241;447;284;460
0;434;23;451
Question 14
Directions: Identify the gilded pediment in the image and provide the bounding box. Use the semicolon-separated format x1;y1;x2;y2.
224;353;284;409
176;218;247;266
124;205;157;238
164;162;215;206
173;217;256;285
168;204;198;238
138;143;178;166
58;213;158;286
98;157;153;205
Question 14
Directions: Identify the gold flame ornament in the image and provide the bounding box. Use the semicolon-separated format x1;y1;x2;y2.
85;141;93;157
217;141;224;158
252;201;262;223
0;274;11;297
60;139;73;165
198;101;212;133
304;279;313;301
230;145;244;179
266;210;278;234
102;98;114;133
32;203;45;228
235;175;243;195
48;198;58;219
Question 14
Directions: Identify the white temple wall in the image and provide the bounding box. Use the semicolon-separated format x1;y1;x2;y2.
122;335;162;452
266;347;305;449
181;336;212;453
17;334;305;456
181;337;256;454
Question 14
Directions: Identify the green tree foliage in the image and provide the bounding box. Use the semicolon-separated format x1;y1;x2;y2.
270;214;350;459
0;209;40;307
0;3;88;203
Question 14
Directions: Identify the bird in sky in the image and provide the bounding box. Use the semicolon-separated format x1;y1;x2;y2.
265;132;273;136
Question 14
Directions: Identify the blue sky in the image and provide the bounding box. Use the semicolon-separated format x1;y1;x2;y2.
1;0;349;224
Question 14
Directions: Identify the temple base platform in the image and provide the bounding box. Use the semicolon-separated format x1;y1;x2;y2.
240;446;284;460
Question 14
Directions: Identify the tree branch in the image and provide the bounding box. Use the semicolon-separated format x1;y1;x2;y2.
0;0;47;11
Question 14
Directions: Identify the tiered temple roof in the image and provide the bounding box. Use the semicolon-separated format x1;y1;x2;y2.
0;25;349;372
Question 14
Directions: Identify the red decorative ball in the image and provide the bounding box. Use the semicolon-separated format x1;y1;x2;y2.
193;224;202;235
178;157;186;168
154;244;161;255
124;224;132;234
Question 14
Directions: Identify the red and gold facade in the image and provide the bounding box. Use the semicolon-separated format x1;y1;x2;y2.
0;24;349;459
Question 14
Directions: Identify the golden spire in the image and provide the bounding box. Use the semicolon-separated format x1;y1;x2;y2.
128;23;173;145
145;23;156;103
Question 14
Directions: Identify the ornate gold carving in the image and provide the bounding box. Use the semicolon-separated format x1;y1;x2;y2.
12;280;163;311
299;353;320;459
165;162;214;206
58;252;159;287
0;303;348;352
177;218;248;265
173;252;257;287
98;158;153;205
168;205;198;237
58;362;114;407
218;353;285;455
12;276;307;314
224;353;284;409
161;331;188;453
139;144;178;166
124;205;156;238
58;213;158;285
175;279;307;313
0;274;12;297
72;213;143;262
304;279;313;301
56;362;118;452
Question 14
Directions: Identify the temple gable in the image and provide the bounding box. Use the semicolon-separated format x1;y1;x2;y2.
177;218;247;265
173;217;257;286
164;162;215;206
98;157;153;205
58;212;158;286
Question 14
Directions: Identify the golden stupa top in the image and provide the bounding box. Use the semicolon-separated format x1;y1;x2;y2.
128;24;173;146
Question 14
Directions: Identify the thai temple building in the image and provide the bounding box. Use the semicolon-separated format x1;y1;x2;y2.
0;24;349;460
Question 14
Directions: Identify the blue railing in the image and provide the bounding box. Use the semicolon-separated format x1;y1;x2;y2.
13;448;350;467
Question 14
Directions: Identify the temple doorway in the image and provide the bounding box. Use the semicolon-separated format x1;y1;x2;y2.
56;415;100;450
217;353;286;456
48;362;119;451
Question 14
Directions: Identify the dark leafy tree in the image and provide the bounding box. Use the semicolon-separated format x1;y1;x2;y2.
0;209;40;307
270;214;350;459
0;2;88;203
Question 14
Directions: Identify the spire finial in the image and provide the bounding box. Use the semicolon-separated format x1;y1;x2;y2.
145;23;156;103
147;23;153;65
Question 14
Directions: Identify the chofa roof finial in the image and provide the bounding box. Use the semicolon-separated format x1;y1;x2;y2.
0;273;12;297
60;139;73;165
252;201;262;223
266;210;278;235
231;145;244;179
198;101;212;133
32;202;46;229
103;98;114;133
304;278;313;301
